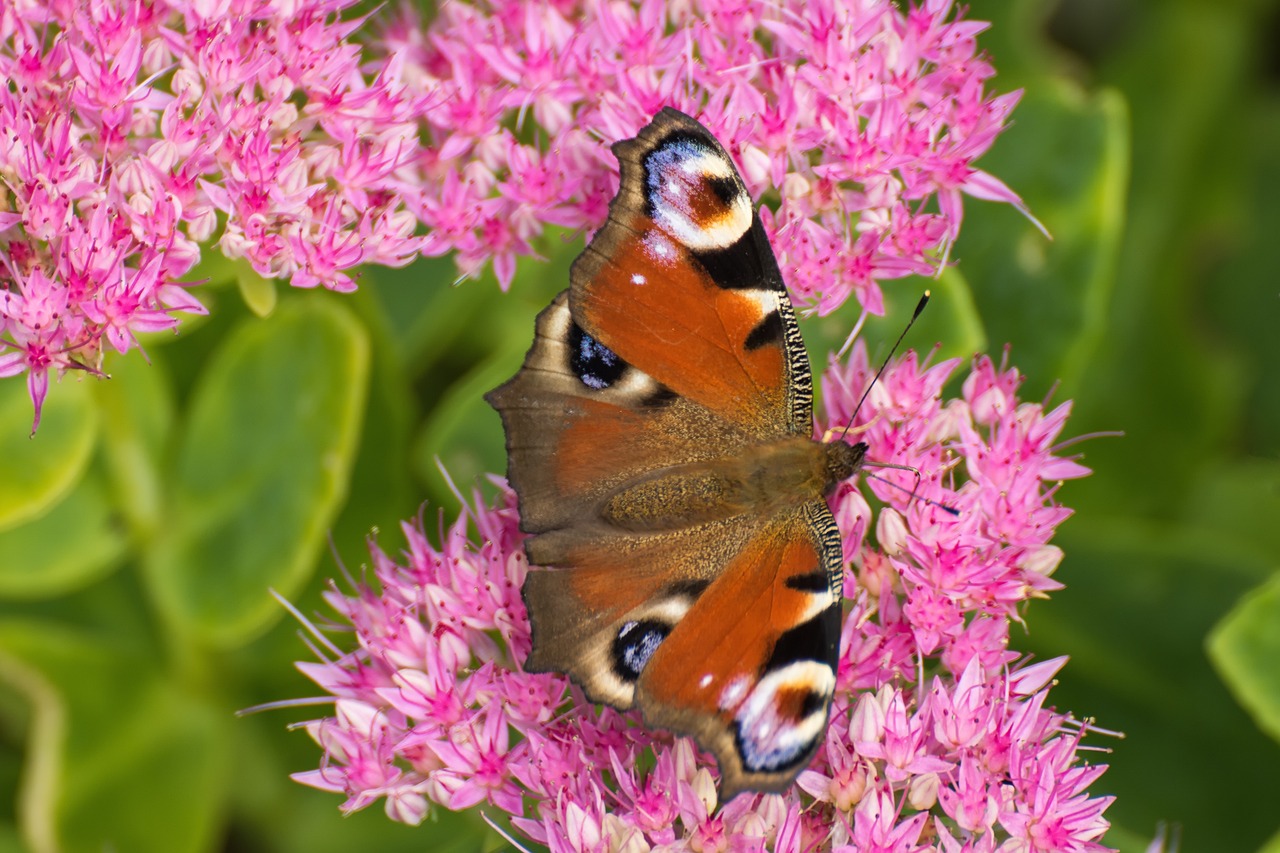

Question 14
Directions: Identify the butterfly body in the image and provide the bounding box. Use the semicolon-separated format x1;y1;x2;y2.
487;108;867;798
598;436;861;532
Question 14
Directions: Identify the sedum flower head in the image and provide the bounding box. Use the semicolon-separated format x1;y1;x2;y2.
3;0;1030;431
393;0;1033;308
0;0;423;430
291;347;1114;852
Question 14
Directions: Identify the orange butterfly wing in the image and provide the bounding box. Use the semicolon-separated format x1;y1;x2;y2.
634;502;844;799
572;108;813;438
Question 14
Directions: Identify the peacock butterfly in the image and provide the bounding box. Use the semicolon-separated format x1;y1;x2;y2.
486;108;868;799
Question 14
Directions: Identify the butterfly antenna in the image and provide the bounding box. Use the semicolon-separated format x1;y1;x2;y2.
864;471;960;517
837;292;959;518
838;290;931;442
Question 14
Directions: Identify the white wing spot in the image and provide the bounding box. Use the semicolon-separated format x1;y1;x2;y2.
644;231;677;264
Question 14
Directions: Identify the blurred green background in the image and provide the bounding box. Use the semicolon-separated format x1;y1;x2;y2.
2;0;1278;850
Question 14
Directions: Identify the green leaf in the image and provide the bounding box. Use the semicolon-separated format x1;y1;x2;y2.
61;685;227;853
1208;571;1280;745
328;291;418;548
0;378;97;532
0;824;27;853
1189;458;1280;568
236;261;279;318
362;255;495;370
145;296;370;647
93;351;175;540
412;351;518;503
1203;101;1280;455
0;472;126;599
954;80;1129;398
1062;3;1265;521
410;238;573;503
0;620;229;853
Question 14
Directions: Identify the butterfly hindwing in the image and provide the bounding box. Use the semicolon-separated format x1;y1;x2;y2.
633;501;843;799
520;512;762;709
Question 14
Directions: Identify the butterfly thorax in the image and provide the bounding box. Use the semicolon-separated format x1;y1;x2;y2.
600;437;867;532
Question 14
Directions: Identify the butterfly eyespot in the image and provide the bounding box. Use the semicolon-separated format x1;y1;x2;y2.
643;133;752;252
733;661;834;773
568;321;627;390
612;619;670;682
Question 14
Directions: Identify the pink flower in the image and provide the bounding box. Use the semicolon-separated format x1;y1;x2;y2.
3;0;1032;435
289;340;1115;849
387;0;1032;312
1;0;424;430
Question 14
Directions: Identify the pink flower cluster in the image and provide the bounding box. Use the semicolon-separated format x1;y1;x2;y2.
0;0;423;430
2;0;1028;432
392;0;1031;310
292;349;1114;852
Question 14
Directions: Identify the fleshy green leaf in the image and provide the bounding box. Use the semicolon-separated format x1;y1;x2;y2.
236;261;279;318
93;351;175;540
410;241;572;503
1208;571;1280;745
145;297;370;646
1190;459;1280;568
0;620;228;853
413;351;519;501
363;254;495;369
0;472;126;599
0;379;97;532
0;824;27;853
953;80;1129;397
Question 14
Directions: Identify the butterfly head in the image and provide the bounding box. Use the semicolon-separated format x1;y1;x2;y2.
822;438;867;496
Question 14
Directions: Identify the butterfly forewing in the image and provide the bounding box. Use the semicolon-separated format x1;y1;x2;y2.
573;108;814;437
487;292;763;539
